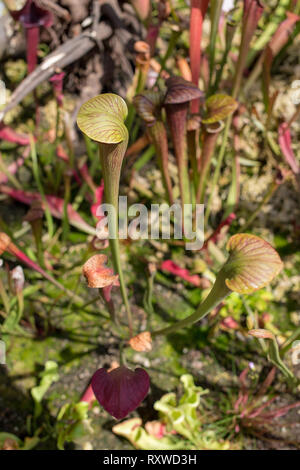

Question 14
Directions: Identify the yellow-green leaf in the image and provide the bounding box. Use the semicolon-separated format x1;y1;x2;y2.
77;93;128;144
202;94;238;124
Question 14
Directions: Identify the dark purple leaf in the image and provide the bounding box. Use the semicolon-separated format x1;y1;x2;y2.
91;366;150;420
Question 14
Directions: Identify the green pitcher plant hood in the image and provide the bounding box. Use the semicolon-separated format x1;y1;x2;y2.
222;233;283;294
152;234;283;337
76;93;132;332
77;93;128;144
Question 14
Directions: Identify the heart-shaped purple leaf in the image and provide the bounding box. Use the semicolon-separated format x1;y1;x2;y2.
91;366;150;420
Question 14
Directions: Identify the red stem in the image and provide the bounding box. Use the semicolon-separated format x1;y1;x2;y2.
100;285;118;324
165;103;190;208
26;26;40;127
26;26;39;74
189;0;210;113
146;24;160;56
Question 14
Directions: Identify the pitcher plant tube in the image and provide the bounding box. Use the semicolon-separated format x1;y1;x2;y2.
77;94;133;334
189;0;210;113
133;90;174;204
164;76;203;210
152;234;283;337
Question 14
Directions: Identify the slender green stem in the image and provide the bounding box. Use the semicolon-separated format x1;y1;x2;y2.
55;102;60;143
280;326;300;357
126;104;137;135
212;13;239;94
62;171;71;241
61;124;74;241
119;341;126;366
16;291;24;325
152;270;231;337
99;143;133;335
156;29;181;83
187;129;200;193
212;44;231;94
242;295;267;353
64;114;75;169
29;135;54;238
205;117;232;225
267;336;294;380
84;134;96;162
131;118;141;144
133;144;155;171
144;269;156;330
196;127;220;205
224;151;240;218
136;68;147;95
0;277;10;314
179;153;191;208
208;0;223;93
109;237;133;334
